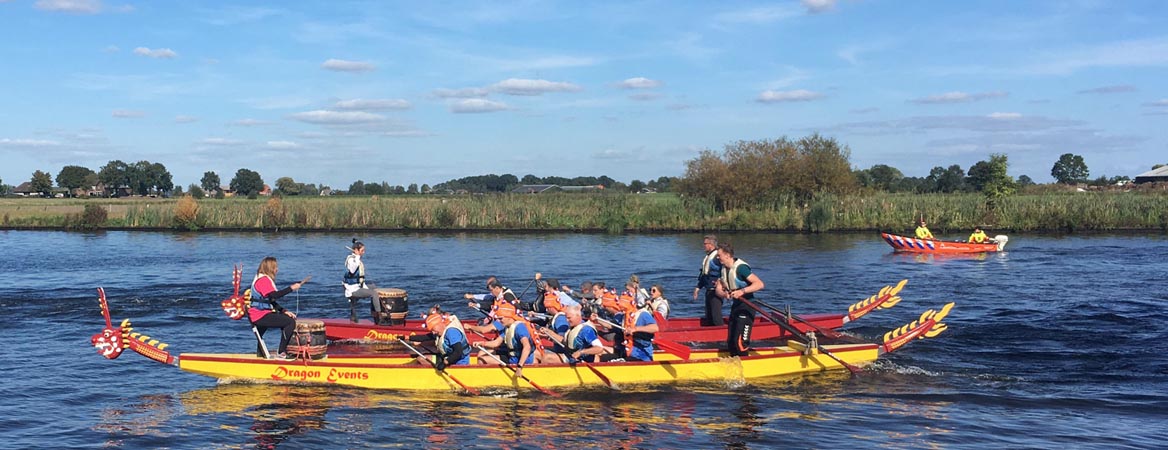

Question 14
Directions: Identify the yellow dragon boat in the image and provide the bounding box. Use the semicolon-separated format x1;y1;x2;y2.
91;288;953;393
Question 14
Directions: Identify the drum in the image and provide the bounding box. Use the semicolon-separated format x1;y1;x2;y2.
287;319;328;360
376;288;409;325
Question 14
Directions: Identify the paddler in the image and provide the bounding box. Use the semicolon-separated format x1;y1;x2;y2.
535;291;572;364
463;276;500;320
714;242;765;357
476;302;540;377
541;305;607;363
466;280;518;334
693;234;724;326
407;307;471;370
599;292;658;362
648;284;670;322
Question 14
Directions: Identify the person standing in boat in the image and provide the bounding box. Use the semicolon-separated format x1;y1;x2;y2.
250;256;303;358
693;235;724;326
408;307;470;370
915;219;934;240
968;227;989;244
715;242;765;357
343;239;380;324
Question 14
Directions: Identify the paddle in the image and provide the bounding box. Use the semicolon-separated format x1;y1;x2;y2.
537;325;616;389
736;297;862;374
516;273;539;301
472;343;560;397
595;317;692;361
398;338;481;395
751;298;845;340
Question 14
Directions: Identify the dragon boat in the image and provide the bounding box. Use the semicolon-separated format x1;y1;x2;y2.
319;279;908;344
91;287;954;393
881;232;1008;254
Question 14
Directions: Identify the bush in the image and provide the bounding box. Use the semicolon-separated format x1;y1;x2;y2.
67;204;108;229
263;197;286;229
173;195;200;230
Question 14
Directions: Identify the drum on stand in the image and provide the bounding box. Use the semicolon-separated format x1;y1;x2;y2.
376;288;409;325
288;319;327;360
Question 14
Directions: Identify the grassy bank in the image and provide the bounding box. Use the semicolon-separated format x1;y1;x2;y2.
1;191;1166;233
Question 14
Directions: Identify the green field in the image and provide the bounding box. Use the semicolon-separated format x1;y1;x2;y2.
2;191;1166;233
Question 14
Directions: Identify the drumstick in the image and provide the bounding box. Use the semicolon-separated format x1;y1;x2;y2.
299;275;312;284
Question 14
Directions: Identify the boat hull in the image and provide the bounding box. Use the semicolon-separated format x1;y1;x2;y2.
177;344;879;390
881;232;1002;253
318;313;846;344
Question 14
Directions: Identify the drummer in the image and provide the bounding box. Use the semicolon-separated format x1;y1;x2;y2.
343;239;380;323
408;306;470;370
250;256;303;359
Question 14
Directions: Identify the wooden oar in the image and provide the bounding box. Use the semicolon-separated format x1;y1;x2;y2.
751;298;845;339
537;326;616;389
472;343;561;397
596;317;692;360
398;338;481;395
736;297;862;374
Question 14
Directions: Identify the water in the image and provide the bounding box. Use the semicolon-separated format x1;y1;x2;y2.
2;230;1166;448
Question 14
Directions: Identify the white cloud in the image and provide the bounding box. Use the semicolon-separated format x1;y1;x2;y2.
1142;99;1168;107
450;99;509;113
910;91;1008;104
618;77;662;89
111;109;144;118
333;98;412;111
34;0;101;14
0;138;62;148
593;148;638;161
491;78;582;96
1022;36;1168;76
231;118;272;126
266;141;299;149
987;112;1022;119
851;107;879;114
432;87;490;99
715;6;800;24
802;0;836;14
102;45;119;53
1076;85;1137;94
174;115;198;123
133;47;178;59
629;93;662;101
289;110;385;124
321;58;376;73
757;89;823;103
199;138;246;146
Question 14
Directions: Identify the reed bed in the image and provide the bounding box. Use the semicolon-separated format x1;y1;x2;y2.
1;191;1165;232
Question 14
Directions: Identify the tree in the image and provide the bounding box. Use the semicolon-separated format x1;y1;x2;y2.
407;183;418;194
520;174;540;184
629;179;645;192
978;154;1016;209
188;183;206;199
421;183;431;194
30;170;53;197
275;177;302;195
201;171;221;194
1017;175;1035;187
98;160;130;197
229;168;265;196
861;164;903;191
172;185;183;196
348;180;366;195
365;182;385;195
1051;153;1089;184
150;162;174;194
56;165;96;196
928;165;966;193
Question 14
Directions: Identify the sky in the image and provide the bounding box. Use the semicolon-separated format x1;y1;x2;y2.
2;0;1167;190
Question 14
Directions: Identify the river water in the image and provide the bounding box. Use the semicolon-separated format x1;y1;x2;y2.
2;230;1165;449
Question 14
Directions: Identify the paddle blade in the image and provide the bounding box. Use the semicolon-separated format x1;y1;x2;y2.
655;338;691;360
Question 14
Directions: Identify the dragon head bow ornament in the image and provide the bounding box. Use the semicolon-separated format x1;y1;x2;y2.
220;264;250;320
90;287;175;365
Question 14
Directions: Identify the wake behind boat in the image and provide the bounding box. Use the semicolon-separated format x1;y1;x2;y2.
881;231;1008;254
90;287;954;393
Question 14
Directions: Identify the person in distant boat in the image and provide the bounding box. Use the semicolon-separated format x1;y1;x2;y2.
968;227;989;244
715;242;765;358
648;284;670;322
343;239;380;324
693;234;724;326
250;256;303;359
915;219;934;240
408;307;470;370
476;302;539;378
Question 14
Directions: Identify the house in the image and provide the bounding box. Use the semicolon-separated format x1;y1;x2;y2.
511;184;560;194
559;185;604;192
12;182;37;197
259;184;272;196
1134;166;1168;184
319;187;333;196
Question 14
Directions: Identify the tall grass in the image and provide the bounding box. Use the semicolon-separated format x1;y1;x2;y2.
1;191;1165;232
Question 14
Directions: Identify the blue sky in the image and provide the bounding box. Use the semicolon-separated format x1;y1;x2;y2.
2;0;1166;189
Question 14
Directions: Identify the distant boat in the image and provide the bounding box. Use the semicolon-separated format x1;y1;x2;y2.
880;232;1008;254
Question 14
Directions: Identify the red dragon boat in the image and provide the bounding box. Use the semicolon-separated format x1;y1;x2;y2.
881;232;1008;254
